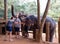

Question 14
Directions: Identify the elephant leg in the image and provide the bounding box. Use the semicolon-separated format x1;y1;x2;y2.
25;29;29;37
33;29;36;39
24;25;29;37
49;28;55;42
21;25;25;36
22;29;25;37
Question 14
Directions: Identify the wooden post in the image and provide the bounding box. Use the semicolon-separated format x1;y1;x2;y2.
0;26;2;34
46;22;50;41
4;0;8;34
58;17;60;43
4;0;8;20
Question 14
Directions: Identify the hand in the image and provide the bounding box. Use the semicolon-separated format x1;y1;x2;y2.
14;22;18;24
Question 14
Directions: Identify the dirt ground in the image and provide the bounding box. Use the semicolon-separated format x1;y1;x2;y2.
0;32;59;44
0;23;59;44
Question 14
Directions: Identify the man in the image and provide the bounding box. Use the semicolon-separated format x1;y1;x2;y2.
14;13;21;39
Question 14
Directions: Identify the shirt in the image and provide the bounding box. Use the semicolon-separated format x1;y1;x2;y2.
7;19;14;27
14;18;21;28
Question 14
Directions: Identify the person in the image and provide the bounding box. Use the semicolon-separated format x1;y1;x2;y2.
4;17;14;41
14;13;21;39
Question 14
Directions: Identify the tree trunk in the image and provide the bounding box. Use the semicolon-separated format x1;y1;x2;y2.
36;0;40;42
39;0;50;42
58;17;60;43
4;0;8;20
4;0;8;34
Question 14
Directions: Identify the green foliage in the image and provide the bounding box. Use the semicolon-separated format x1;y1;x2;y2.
0;8;4;17
48;0;60;21
0;0;60;21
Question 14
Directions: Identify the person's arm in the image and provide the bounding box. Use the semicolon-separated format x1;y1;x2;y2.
18;19;21;28
14;19;18;24
19;21;21;29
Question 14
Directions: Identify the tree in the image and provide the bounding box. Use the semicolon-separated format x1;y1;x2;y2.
48;0;60;21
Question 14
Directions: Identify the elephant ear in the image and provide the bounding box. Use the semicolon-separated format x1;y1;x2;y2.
11;5;16;18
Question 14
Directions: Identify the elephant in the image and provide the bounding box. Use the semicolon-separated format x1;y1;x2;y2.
22;15;56;42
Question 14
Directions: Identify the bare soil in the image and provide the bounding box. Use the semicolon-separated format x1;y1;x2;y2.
0;32;59;44
0;23;59;44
